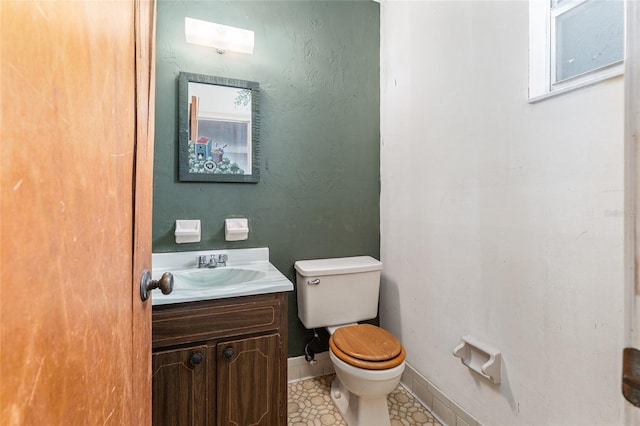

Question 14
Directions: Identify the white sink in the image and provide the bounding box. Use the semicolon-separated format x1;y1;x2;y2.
174;267;267;288
152;248;293;305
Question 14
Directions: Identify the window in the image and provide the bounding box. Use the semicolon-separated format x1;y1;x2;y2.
529;0;624;102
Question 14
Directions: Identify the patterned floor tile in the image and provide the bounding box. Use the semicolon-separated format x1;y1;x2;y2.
288;374;442;426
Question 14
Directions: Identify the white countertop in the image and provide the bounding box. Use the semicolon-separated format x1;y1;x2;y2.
151;247;293;306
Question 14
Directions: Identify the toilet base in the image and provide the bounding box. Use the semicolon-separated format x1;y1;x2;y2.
330;375;391;426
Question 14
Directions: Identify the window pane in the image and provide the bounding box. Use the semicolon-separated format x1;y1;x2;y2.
555;0;623;82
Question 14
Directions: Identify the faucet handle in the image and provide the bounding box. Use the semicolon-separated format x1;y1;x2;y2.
217;254;228;263
198;255;208;267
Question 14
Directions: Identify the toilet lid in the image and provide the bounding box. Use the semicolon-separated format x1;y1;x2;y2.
329;324;405;370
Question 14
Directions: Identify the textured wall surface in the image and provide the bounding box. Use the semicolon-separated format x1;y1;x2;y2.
380;1;625;425
153;1;380;356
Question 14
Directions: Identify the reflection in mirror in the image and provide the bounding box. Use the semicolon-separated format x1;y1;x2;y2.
189;83;251;174
178;72;260;183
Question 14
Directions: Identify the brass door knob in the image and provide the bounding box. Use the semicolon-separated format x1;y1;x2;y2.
140;270;174;301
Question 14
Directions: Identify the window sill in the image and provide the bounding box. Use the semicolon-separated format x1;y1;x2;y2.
528;64;624;104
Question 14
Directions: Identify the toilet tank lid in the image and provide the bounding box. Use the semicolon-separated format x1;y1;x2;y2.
294;256;382;276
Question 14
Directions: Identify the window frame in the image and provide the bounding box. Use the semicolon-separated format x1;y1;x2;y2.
529;0;624;103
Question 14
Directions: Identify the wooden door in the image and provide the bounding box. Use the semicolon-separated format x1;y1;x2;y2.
0;1;155;425
152;346;209;426
217;334;280;426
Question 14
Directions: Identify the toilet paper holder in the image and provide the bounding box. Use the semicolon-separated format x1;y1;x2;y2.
453;335;501;384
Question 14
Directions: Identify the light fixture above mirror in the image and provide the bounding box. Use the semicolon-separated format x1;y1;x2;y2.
184;17;254;54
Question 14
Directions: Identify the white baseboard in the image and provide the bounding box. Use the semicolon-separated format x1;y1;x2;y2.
401;363;482;426
287;352;335;383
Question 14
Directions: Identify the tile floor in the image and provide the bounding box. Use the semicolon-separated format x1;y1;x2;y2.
288;374;443;426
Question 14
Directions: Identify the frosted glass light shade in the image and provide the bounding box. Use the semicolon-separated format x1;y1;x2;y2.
185;17;254;54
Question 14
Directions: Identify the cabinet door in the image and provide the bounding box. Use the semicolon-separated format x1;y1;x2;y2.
152;345;209;426
217;334;280;426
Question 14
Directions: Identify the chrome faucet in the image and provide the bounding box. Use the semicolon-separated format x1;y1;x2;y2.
197;254;228;268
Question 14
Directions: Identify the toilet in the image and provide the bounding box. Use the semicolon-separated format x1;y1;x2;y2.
294;256;406;426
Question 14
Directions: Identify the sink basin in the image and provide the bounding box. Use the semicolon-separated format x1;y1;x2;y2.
151;248;293;305
173;267;267;288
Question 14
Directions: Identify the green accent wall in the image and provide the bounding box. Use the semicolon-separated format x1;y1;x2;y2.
153;0;380;357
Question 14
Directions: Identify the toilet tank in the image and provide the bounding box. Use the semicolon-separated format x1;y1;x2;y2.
294;256;383;329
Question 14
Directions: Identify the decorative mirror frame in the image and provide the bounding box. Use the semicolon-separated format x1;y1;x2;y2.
178;72;260;183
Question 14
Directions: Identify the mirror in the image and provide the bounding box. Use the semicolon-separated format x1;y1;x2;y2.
178;72;260;183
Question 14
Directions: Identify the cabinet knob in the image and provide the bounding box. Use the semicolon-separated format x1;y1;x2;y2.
189;352;204;367
223;347;234;360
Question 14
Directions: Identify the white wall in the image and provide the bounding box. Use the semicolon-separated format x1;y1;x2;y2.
379;1;625;425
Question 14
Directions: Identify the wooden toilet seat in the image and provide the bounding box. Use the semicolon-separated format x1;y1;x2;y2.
329;324;406;370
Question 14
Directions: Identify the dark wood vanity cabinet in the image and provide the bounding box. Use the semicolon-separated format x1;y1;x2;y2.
151;292;288;426
152;345;209;425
